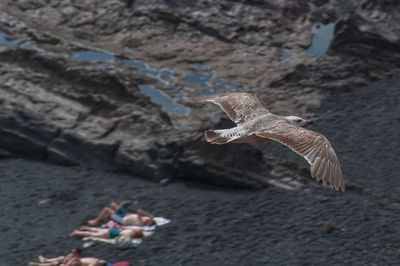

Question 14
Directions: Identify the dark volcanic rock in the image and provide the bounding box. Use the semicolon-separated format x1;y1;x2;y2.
0;45;304;188
0;47;173;178
322;222;336;234
331;2;400;66
9;0;311;45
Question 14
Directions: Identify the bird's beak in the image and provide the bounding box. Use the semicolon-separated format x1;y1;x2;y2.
305;120;313;125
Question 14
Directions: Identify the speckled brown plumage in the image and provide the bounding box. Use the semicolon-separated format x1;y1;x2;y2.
189;93;345;192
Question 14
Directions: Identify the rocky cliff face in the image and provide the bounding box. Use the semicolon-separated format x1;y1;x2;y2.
331;0;400;65
1;0;400;188
0;44;303;188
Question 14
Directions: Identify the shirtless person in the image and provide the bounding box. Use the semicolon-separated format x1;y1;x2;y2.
33;254;106;266
69;226;143;239
87;202;154;226
29;247;83;266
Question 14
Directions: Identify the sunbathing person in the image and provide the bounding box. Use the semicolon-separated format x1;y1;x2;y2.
69;225;143;239
33;254;124;266
29;247;83;266
87;202;154;226
80;258;107;266
31;257;106;266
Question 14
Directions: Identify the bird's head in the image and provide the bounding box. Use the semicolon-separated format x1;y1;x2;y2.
285;116;313;126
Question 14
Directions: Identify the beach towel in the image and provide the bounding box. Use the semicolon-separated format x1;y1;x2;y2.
103;217;170;230
123;224;157;231
106;262;130;266
153;217;170;226
103;220;156;231
115;234;143;249
82;233;151;249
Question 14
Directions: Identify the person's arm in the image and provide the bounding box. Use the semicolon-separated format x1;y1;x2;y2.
60;253;81;266
61;254;72;264
137;209;154;219
63;257;81;266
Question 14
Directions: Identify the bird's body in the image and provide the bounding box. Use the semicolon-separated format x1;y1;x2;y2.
188;92;345;192
205;113;280;144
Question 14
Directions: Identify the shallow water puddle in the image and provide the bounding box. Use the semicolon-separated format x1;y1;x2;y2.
121;59;158;76
120;59;176;89
139;85;188;115
185;70;214;88
0;31;17;46
307;22;335;56
281;48;294;60
120;59;190;114
216;78;243;90
280;22;335;59
71;50;115;62
61;49;187;114
68;51;194;115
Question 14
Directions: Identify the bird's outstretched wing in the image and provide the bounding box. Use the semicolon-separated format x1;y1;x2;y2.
187;93;270;124
256;124;344;191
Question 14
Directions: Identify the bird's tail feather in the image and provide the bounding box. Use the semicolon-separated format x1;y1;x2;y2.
204;130;231;144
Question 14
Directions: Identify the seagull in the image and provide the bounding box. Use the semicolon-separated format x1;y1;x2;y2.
188;92;344;192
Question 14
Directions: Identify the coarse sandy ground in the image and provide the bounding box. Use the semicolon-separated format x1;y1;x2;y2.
1;77;400;266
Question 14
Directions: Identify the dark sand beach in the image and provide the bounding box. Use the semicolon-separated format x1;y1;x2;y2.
2;158;400;266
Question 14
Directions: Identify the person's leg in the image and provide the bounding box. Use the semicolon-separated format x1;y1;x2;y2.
80;257;107;266
70;230;97;238
41;256;64;263
80;226;103;233
88;207;114;225
29;262;59;266
70;229;110;238
109;202;120;211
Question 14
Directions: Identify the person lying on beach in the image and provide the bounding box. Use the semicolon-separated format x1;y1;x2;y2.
29;247;85;266
69;226;143;239
32;253;128;266
31;257;106;266
87;202;154;226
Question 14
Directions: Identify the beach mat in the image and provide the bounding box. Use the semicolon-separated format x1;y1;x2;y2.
103;217;170;230
82;235;143;249
106;262;130;266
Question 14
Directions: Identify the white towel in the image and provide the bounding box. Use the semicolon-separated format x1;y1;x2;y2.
153;217;170;226
123;217;170;230
82;236;143;248
123;224;156;231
